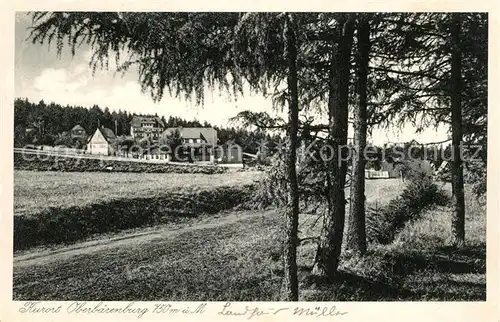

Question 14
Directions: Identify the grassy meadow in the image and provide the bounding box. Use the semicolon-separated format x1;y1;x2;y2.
12;170;486;301
14;170;261;215
14;170;404;215
13;170;260;251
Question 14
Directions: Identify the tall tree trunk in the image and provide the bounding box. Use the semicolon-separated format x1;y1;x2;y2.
314;14;355;279
347;16;370;255
282;13;300;301
450;13;465;245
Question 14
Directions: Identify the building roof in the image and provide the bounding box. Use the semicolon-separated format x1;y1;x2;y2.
87;127;116;144
407;139;420;145
131;115;165;128
101;127;117;141
385;139;421;147
163;127;218;146
149;146;170;155
71;124;86;132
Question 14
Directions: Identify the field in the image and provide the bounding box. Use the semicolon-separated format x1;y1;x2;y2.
14;170;404;214
12;170;486;301
13;170;260;251
14;170;260;214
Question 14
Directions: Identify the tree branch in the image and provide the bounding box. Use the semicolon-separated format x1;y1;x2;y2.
369;66;444;81
420;138;452;146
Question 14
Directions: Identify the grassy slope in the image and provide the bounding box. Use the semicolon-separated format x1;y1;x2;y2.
14;210;283;301
14;170;261;214
13;180;485;301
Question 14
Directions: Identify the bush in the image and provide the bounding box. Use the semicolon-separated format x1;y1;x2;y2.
246;148;329;215
472;174;487;199
401;159;433;182
464;162;487;197
249;154;288;209
366;176;449;245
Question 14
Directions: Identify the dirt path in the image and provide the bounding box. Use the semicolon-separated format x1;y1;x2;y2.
14;210;269;268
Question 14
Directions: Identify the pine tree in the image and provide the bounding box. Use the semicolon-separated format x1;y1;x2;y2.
282;13;300;301
346;14;370;255
314;13;356;278
450;13;465;245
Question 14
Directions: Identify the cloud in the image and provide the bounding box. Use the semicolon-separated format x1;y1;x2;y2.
82;49;94;65
15;12;31;25
33;66;89;95
74;63;88;74
27;59;280;127
33;68;68;92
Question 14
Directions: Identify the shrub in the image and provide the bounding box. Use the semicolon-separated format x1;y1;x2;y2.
249;154;288;209
248;148;328;214
464;162;487;197
366;176;449;245
401;159;433;182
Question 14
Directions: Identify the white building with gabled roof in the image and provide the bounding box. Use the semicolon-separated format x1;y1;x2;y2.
86;127;117;155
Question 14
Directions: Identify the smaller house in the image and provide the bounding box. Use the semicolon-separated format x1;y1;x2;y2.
162;127;218;162
434;160;448;174
140;145;170;161
365;170;390;179
70;124;87;139
86;127;117;155
365;160;401;179
433;160;451;181
162;127;218;147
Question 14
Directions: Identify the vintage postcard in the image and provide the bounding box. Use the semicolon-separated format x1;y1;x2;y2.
1;1;498;322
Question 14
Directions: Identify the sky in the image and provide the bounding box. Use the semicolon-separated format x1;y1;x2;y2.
15;12;449;145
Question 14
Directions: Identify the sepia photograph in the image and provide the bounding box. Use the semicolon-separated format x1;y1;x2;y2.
12;11;487;303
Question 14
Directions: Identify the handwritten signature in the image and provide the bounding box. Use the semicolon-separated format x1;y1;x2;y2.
217;302;347;319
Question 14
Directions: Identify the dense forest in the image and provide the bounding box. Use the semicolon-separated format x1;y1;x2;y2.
13;97;281;154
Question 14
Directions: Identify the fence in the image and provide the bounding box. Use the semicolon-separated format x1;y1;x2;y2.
365;170;390;179
13;148;242;168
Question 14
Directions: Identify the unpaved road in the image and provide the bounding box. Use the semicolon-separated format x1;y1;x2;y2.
14;210;271;268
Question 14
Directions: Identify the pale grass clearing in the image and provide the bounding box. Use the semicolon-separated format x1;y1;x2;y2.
364;178;406;206
391;185;485;249
14;170;262;214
